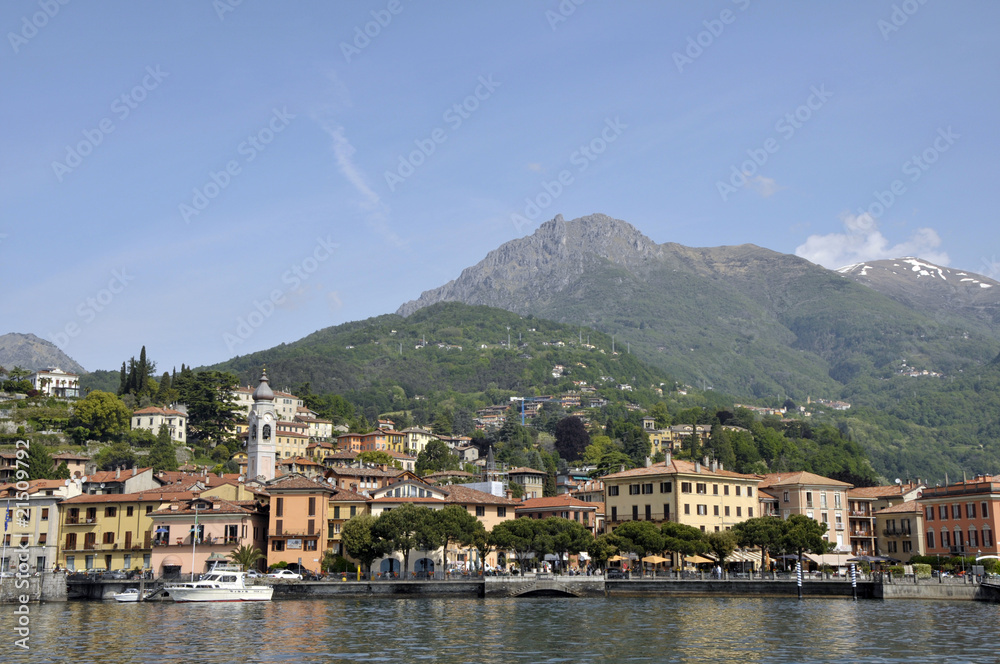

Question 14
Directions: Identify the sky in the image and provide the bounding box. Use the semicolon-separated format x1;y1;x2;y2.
2;1;998;373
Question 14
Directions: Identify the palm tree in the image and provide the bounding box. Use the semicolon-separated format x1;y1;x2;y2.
228;544;265;572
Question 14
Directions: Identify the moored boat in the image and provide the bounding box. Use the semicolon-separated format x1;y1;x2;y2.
113;588;153;602
166;564;273;602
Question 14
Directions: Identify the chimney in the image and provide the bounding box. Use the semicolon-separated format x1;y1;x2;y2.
710;459;718;472
115;468;121;479
665;451;671;465
132;465;138;476
645;457;652;468
695;461;701;473
702;455;709;467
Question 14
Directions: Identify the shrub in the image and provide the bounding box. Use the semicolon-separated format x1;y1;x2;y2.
913;563;932;579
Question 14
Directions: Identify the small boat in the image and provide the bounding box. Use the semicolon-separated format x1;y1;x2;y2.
165;564;273;603
113;588;152;603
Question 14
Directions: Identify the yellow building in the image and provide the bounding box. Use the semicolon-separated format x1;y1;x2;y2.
602;455;761;534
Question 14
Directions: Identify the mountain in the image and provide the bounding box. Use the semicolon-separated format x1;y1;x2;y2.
837;258;1000;333
397;214;1000;400
0;333;87;374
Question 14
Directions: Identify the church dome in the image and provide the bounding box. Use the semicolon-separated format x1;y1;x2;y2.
252;370;274;401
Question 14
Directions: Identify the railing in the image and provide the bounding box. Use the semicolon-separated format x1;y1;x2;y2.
606;513;677;524
850;510;871;517
882;527;912;537
851;530;872;537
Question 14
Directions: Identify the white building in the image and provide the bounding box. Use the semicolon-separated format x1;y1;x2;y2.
27;367;80;398
131;406;188;443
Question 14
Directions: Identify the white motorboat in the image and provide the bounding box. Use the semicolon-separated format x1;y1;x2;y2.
166;564;273;603
113;588;152;602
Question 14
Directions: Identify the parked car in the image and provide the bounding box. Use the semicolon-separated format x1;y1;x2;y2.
246;570;264;579
266;569;303;580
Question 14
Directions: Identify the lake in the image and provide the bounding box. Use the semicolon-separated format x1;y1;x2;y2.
9;595;999;663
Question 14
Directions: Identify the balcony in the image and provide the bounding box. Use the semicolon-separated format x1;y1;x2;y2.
883;527;912;537
850;529;873;538
850;510;870;517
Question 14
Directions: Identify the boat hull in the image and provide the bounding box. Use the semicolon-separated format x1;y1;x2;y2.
167;586;273;602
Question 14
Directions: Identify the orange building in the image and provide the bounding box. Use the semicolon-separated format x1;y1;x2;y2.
265;473;335;573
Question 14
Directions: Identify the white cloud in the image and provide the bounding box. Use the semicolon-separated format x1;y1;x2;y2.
747;175;780;198
795;213;949;269
316;118;404;247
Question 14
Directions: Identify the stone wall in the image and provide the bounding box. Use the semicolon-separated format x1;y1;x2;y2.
0;573;67;603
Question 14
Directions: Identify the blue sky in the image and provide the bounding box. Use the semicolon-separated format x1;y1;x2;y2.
2;1;998;373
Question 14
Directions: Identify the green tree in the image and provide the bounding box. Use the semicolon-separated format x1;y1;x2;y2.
435;504;480;573
583;435;615;466
357;450;399;467
781;514;829;562
732;516;785;570
228;544;265;572
70;391;131;441
148;424;179;472
591;450;635;478
554;416;590;462
545;517;594;571
661;522;708;561
374;504;432;576
587;533;622;571
431;409;453;436
469;520;492;573
341;513;388;579
489;518;538;570
54;461;71;480
93;440;138;471
706;530;737;567
177;371;240;446
26;443;55;480
415;440;460;475
613;521;664;560
649;402;671;428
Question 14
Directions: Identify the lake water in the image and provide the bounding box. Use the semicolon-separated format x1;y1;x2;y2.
9;596;999;663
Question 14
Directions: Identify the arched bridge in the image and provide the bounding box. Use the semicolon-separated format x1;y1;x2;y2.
483;574;605;598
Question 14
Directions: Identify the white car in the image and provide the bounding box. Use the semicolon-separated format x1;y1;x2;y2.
266;569;302;580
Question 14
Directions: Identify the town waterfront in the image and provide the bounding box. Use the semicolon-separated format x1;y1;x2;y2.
11;596;1000;663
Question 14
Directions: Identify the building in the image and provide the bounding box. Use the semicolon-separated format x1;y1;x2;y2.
918;475;1000;558
51;452;90;479
845;490;876;557
246;370;278;483
27;367;80;398
515;495;604;536
367;480;519;575
324;466;405;493
265;473;336;572
131;406;188;443
277;456;326;479
57;489;193;572
757;472;853;552
274;420;310;459
874;501;925;563
603;456;761;537
400;427;438;456
150;492;268;578
326;488;369;558
81;466;157;495
508;467;546;499
0;478;81;574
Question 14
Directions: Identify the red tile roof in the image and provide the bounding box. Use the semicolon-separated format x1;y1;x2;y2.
756;472;852;489
515;495;598;511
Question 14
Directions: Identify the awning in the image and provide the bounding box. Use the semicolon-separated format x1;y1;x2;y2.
725;550;763;564
804;553;853;568
685;555;713;564
608;555;627;562
207;552;228;561
642;555;670;564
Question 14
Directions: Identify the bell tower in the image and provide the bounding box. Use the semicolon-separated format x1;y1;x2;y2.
246;369;276;482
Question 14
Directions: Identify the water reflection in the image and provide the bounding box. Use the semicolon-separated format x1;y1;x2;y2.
18;596;1000;663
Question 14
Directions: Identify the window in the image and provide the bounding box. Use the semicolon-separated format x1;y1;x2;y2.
308;519;315;535
642;483;653;495
645;505;651;520
821;512;828;524
697;505;707;516
103;532;115;544
305;539;317;551
684;504;690;515
497;507;506;517
309;497;316;517
970;529;979;547
41;508;49;521
736;506;741;517
927;530;935;548
608;486;620;496
902;541;912;553
886;540;897;553
941;530;950;548
696;483;707;494
611;507;618;521
735;486;741;497
967;503;976;519
629;484;640;495
276;498;284;518
146;506;153;514
275;520;283;536
713;484;719;495
350;506;357;517
664;504;670;520
820;492;828;508
939;505;947;520
86;508;96;521
713;505;719;516
983;529;993;547
723;485;729;496
954;529;964;550
334;506;341;519
805;491;813;507
681;482;692;494
748;507;753;517
834;493;842;509
38;533;47;544
747;487;753;497
659;482;672;493
983;503;990;519
952;504;961;519
835;514;843;530
783;491;789;503
925;506;934;521
272;540;285;551
476;506;485;517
